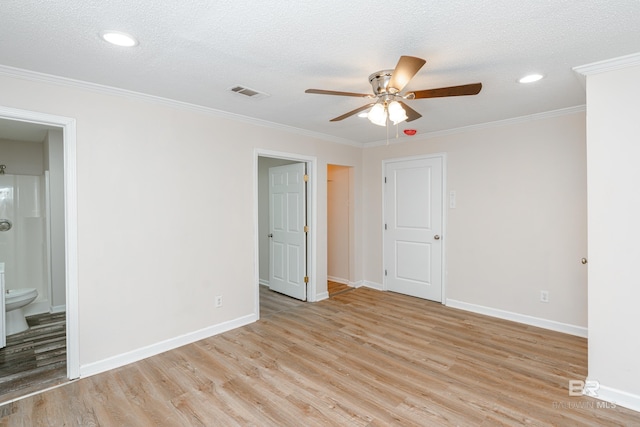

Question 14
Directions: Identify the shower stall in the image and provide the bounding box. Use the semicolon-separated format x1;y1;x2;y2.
0;173;49;314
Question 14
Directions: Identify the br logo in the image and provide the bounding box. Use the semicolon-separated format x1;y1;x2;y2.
569;379;600;397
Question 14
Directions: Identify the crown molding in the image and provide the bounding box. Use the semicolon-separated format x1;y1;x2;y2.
573;52;640;76
0;64;591;150
363;105;586;148
0;65;361;148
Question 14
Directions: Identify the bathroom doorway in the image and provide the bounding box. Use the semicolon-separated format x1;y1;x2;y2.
0;107;79;402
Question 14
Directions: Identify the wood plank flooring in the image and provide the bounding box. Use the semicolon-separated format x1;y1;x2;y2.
328;281;353;297
2;288;640;426
0;312;67;403
259;285;306;318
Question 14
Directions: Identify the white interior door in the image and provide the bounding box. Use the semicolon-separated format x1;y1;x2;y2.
384;156;444;302
269;163;307;301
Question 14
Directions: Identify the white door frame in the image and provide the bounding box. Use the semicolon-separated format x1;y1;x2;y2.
382;153;447;303
0;105;80;380
254;149;317;314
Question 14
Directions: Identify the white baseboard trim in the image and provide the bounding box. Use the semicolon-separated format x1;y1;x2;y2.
259;279;269;286
589;379;640;413
49;305;66;314
349;280;364;288
80;313;257;378
445;299;588;338
362;281;384;291
327;276;349;285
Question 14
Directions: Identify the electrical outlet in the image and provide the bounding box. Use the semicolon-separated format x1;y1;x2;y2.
540;290;549;303
215;295;223;308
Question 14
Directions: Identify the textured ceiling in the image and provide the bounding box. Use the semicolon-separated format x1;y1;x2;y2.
1;1;640;144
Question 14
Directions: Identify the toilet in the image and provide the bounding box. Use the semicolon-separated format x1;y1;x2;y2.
5;288;38;335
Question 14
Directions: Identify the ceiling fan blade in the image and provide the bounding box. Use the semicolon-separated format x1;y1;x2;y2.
387;56;427;93
330;103;375;122
411;83;482;99
398;101;422;122
305;89;373;98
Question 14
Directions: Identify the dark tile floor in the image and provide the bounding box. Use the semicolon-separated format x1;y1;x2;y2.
0;312;67;403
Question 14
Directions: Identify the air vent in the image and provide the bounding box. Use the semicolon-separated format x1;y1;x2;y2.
228;85;269;100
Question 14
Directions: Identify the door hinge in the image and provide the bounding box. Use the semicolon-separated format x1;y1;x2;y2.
384;177;387;183
303;174;309;182
304;225;309;233
384;269;387;276
384;223;387;230
304;276;309;283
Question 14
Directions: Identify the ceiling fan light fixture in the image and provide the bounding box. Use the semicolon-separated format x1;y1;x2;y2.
368;103;387;126
388;101;408;125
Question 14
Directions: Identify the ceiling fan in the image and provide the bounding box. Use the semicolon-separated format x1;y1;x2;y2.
305;56;482;126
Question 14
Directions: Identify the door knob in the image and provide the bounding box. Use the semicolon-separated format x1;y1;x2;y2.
0;219;11;232
268;233;273;238
581;258;588;264
434;235;440;240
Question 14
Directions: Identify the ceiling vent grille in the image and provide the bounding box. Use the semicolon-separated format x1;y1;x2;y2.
228;85;269;100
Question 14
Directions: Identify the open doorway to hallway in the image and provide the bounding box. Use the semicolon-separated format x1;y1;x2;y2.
327;164;355;295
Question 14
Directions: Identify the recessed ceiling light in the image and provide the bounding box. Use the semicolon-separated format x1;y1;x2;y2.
100;31;138;47
519;73;544;84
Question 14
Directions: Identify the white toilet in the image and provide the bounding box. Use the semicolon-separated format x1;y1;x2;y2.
5;288;38;335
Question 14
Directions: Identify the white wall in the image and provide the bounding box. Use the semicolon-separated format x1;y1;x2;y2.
0;72;362;371
327;164;351;284
583;61;640;411
362;112;588;331
0;138;43;175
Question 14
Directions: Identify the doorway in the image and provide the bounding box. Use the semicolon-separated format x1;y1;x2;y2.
0;106;79;402
327;164;355;297
254;150;317;318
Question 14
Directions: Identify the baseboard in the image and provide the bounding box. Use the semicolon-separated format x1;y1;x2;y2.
362;280;384;291
49;305;66;314
589;379;640;413
327;276;349;285
79;313;257;378
259;279;269;286
446;299;588;338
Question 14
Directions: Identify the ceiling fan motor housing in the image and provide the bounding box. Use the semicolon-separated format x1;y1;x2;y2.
369;70;396;95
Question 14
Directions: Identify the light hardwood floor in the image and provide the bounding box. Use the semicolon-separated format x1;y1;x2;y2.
1;287;639;426
327;281;353;296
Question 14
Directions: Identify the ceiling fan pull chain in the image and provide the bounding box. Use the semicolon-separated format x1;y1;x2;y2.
386;117;390;145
